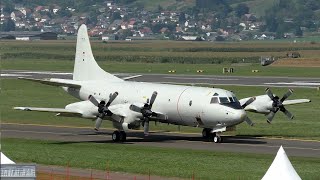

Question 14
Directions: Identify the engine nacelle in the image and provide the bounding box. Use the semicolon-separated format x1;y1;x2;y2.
242;95;273;114
122;122;141;131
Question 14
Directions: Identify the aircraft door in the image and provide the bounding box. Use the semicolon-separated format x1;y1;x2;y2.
177;87;203;126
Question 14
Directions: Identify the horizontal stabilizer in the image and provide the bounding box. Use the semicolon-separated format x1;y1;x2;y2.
14;107;82;117
18;77;81;88
282;99;311;106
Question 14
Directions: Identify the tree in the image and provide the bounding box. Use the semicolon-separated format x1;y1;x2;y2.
235;3;249;17
2;19;15;31
111;11;121;22
118;29;133;40
179;12;186;23
157;5;164;12
294;26;303;37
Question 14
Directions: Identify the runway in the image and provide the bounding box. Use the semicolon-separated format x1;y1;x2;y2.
2;70;320;88
2;123;320;158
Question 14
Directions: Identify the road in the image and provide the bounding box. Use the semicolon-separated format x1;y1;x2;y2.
2;123;320;158
2;70;320;88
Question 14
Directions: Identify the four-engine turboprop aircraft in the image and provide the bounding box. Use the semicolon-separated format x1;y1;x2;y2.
14;24;311;143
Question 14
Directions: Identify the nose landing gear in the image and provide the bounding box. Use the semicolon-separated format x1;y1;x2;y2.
202;128;222;143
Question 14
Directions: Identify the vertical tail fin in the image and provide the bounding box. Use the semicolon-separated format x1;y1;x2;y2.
73;24;122;82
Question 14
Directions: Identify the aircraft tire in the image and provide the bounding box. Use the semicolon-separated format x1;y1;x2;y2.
112;131;120;142
119;131;127;142
202;128;211;139
213;135;222;143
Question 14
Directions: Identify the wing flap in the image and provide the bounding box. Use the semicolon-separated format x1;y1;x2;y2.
18;77;81;88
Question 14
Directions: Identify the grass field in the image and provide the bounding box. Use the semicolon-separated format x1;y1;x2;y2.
1;79;320;140
2;59;320;77
2;138;320;180
1;40;320;77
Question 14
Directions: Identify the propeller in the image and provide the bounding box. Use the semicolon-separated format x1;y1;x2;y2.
244;116;254;126
241;97;256;109
240;97;256;126
130;91;158;135
265;88;294;123
88;92;119;130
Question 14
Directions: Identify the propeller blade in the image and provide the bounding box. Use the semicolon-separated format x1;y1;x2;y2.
280;89;293;102
130;104;142;113
149;91;158;107
244;116;254;126
266;111;276;123
242;97;256;108
106;92;119;106
88;95;99;107
280;107;294;120
143;120;150;136
94;118;103;131
265;88;275;100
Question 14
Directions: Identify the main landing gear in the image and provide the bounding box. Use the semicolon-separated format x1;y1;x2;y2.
112;131;126;142
202;128;222;143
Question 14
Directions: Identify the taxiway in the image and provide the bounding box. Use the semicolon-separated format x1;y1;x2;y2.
2;123;320;158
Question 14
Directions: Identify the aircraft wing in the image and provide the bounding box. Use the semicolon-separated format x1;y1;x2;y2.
18;77;81;88
13;107;83;117
282;99;311;105
108;104;127;117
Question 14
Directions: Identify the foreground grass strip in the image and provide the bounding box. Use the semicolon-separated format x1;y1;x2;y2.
2;138;320;180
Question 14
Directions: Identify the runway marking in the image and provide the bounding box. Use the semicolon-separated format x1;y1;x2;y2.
155;82;317;89
164;77;239;80
265;82;320;86
1;74;31;77
3;123;320;143
14;71;73;75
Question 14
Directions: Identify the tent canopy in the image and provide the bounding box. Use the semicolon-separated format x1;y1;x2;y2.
262;146;301;180
1;152;15;164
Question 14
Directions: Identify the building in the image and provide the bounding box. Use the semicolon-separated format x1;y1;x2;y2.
0;31;58;40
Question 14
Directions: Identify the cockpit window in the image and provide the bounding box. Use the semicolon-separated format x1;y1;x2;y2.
233;96;238;102
228;97;234;102
219;97;229;104
210;97;219;104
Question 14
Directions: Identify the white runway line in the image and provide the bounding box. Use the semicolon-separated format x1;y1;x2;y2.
13;71;73;75
164;77;239;80
265;82;320;86
1;74;31;77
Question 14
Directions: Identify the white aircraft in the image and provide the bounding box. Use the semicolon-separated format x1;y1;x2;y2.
14;24;311;143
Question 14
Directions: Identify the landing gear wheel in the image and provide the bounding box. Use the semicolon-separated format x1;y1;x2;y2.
119;131;127;142
202;128;211;139
112;131;120;142
213;134;222;143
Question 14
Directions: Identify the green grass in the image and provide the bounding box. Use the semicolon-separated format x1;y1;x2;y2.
2;138;319;180
1;79;320;140
2;59;320;77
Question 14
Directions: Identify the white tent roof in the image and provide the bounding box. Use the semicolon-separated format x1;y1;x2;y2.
1;152;15;164
262;146;301;180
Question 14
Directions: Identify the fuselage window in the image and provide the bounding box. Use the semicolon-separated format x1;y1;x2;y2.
210;97;219;104
219;97;230;104
189;100;192;106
